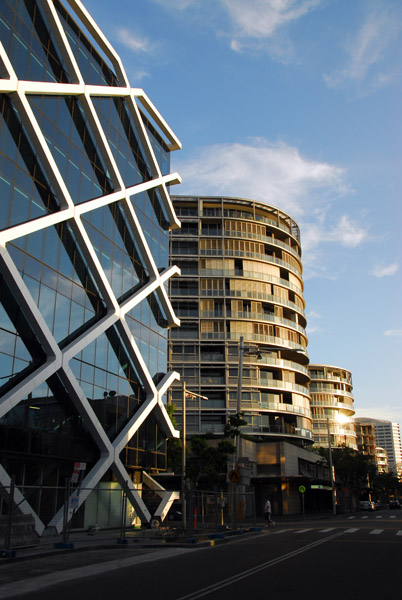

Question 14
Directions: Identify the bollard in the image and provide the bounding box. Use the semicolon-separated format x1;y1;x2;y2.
3;476;15;557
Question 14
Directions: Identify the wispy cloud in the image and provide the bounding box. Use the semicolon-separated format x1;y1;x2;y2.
173;138;368;277
384;329;402;337
372;262;399;278
116;28;156;54
223;0;322;39
152;0;322;59
223;0;323;58
326;215;368;248
174;138;345;218
324;4;402;92
306;310;323;334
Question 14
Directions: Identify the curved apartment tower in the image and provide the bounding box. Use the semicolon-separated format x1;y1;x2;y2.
169;196;312;446
309;365;357;449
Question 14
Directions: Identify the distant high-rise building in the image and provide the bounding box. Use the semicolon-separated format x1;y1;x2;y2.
354;420;376;458
375;447;389;474
309;365;357;449
360;420;402;475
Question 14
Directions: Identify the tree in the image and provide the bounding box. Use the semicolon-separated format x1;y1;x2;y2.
166;409;247;488
371;471;402;503
316;446;376;510
186;436;235;488
166;403;182;473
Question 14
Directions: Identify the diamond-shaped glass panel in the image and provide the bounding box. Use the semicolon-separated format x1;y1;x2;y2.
7;221;106;345
28;94;114;204
0;95;60;230
82;202;149;300
70;325;146;441
125;297;168;381
92;96;153;187
0;0;71;83
56;1;121;87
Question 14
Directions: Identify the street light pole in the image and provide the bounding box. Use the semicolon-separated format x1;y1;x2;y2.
182;381;187;530
181;381;208;531
232;336;245;530
327;418;337;516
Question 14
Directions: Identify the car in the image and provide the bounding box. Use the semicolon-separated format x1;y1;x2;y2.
166;504;183;521
389;500;401;509
359;500;375;511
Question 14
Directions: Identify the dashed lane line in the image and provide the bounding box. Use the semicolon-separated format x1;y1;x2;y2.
369;529;383;535
175;531;345;600
293;529;312;534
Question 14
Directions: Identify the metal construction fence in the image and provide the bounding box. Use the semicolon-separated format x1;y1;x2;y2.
1;480;258;553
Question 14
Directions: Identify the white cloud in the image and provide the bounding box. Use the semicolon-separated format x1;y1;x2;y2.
326;214;368;248
222;0;322;40
116;28;155;54
372;262;399;278
306;310;324;334
324;5;402;91
384;329;402;337
151;0;200;9
222;0;322;57
173;139;371;278
174;138;344;218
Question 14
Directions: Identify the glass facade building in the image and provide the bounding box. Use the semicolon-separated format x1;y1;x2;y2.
169;196;312;446
0;0;181;532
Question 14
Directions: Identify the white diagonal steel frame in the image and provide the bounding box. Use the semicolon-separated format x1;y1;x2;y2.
0;0;181;532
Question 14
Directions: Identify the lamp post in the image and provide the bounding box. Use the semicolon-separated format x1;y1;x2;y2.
327;418;337;516
181;381;208;530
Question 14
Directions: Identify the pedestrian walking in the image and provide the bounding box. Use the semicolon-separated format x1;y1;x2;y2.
264;499;275;527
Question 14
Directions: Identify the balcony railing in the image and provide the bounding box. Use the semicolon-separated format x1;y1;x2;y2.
223;229;301;261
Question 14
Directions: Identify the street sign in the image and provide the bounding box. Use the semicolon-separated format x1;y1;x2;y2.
228;469;240;483
298;485;306;493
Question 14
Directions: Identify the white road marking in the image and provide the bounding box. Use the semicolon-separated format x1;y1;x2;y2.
294;529;312;534
348;516;355;519
175;531;345;600
362;515;368;519
319;528;335;533
396;530;402;536
344;528;359;533
390;515;396;519
375;515;383;519
369;529;383;535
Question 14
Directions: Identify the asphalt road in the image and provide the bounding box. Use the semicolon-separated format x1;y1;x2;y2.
2;510;401;600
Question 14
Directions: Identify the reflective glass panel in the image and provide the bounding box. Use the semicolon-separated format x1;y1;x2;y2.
82;203;148;300
70;325;146;441
92;96;152;187
55;0;120;87
0;95;59;230
0;0;70;83
28;94;113;204
7;220;106;345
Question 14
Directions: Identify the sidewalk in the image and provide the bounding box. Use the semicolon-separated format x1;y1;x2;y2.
0;523;268;591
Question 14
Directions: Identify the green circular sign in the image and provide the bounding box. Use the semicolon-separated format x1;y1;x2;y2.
299;485;306;493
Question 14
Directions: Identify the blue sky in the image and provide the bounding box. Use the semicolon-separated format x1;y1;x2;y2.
83;0;401;428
